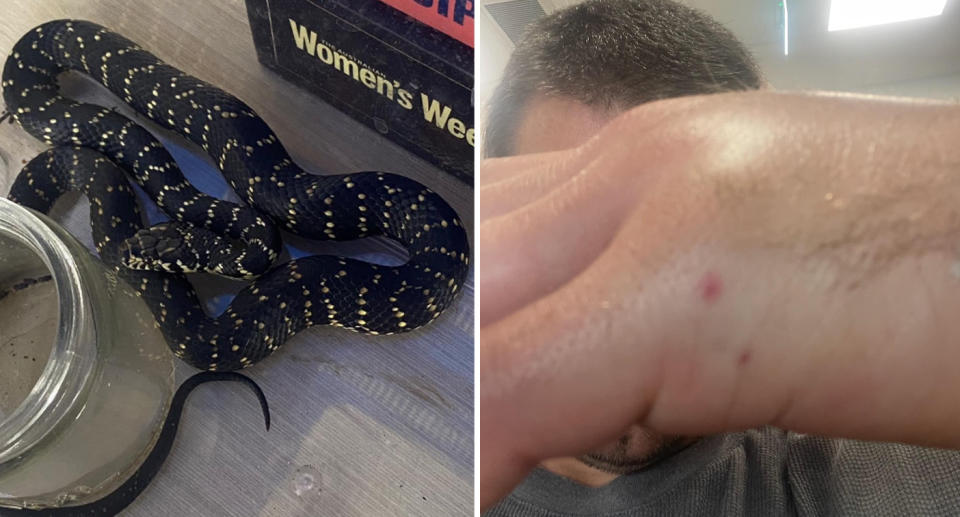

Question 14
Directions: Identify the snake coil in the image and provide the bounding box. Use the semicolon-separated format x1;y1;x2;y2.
2;20;470;371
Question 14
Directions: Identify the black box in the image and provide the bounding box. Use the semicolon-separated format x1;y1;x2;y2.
244;0;474;185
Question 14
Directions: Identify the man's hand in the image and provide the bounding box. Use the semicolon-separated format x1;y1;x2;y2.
479;91;960;509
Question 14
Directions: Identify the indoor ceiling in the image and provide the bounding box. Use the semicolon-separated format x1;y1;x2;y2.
686;0;960;95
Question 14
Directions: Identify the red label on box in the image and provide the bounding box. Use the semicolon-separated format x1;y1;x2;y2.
377;0;474;47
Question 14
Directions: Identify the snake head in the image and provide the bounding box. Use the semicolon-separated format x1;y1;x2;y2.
120;222;203;274
119;221;267;279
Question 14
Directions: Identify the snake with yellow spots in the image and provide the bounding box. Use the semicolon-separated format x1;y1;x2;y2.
2;20;470;371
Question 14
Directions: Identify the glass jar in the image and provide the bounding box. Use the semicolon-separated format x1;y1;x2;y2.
0;197;175;509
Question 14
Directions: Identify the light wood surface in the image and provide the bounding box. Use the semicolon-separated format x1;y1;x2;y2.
0;1;474;515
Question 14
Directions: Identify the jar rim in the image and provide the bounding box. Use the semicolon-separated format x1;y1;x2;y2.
0;198;97;464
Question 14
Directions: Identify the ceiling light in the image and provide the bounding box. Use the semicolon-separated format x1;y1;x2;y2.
828;0;947;31
782;0;789;55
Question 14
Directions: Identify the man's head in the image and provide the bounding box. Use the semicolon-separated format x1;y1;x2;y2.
484;0;764;158
484;0;764;475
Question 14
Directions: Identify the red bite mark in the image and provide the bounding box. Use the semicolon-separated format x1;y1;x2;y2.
699;272;723;303
738;350;751;366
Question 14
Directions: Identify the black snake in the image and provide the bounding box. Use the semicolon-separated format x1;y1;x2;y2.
1;19;471;372
1;18;468;515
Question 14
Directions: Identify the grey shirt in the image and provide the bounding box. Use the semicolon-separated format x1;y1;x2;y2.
485;427;960;516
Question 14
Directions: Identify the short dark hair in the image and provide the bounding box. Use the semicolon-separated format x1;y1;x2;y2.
484;0;764;157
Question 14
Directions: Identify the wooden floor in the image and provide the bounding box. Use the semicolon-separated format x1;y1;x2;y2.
0;1;473;515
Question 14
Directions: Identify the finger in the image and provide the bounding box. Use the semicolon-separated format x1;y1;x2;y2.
477;150;641;326
479;146;592;221
478;97;707;312
478;163;742;508
479;239;672;509
477;150;570;187
477;118;690;326
480;167;697;440
478;99;686;220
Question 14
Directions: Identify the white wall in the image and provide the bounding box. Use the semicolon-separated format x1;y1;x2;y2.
852;73;960;101
476;2;517;145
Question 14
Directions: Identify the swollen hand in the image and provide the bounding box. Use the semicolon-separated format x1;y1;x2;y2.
479;91;960;510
